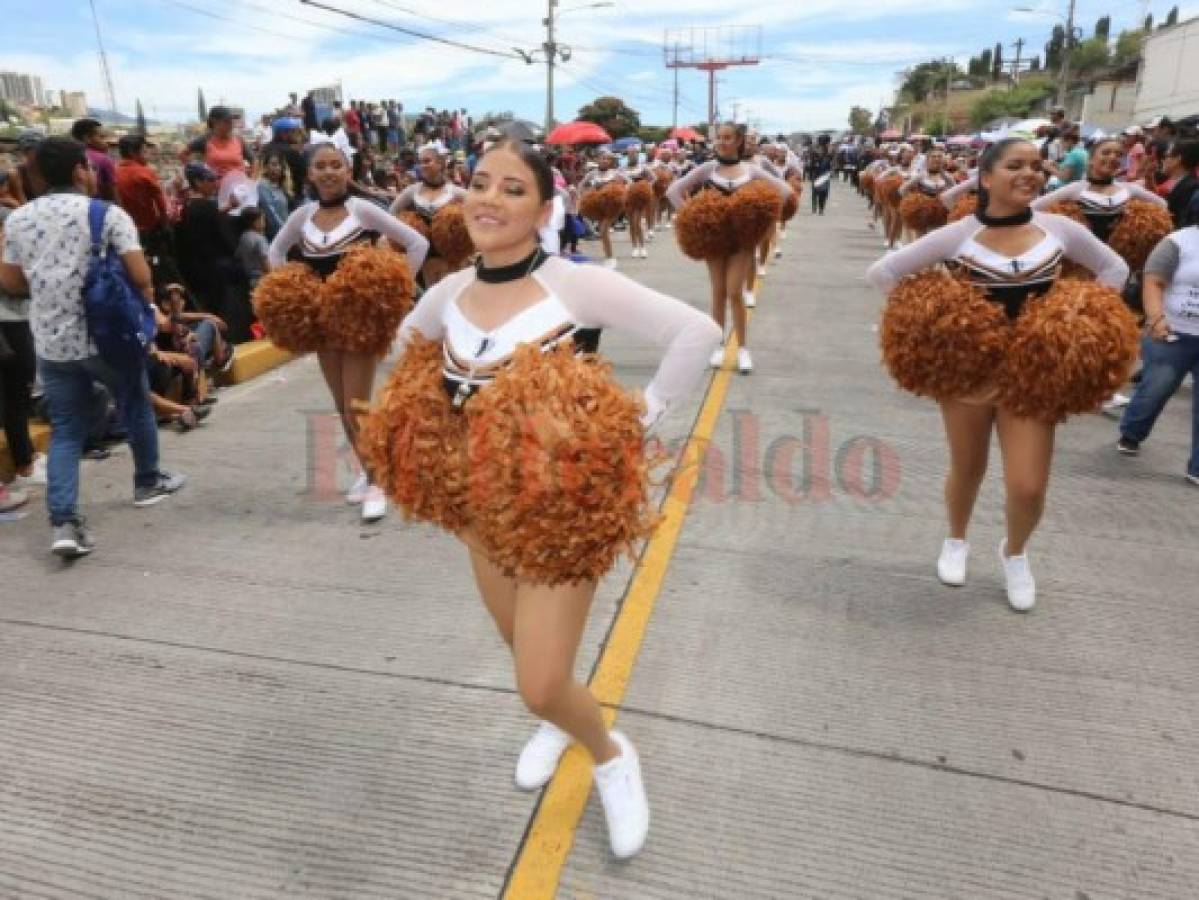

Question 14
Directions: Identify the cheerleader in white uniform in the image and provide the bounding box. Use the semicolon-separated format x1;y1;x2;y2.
390;139;720;858
897;147;957;239
579;150;628;269
622;145;653;259
389;144;468;287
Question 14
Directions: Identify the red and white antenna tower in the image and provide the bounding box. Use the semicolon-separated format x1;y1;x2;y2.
664;26;761;136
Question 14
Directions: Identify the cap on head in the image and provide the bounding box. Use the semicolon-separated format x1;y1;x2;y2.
184;161;219;183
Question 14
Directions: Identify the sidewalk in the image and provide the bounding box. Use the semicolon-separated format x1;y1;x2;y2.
2;188;1198;899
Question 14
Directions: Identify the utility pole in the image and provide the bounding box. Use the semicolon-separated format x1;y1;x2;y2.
943;57;953;135
543;0;557;135
1057;0;1077;109
1010;38;1025;88
88;0;118;117
665;26;760;137
672;60;679;129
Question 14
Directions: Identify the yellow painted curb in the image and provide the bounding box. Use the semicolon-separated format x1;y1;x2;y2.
501;280;758;899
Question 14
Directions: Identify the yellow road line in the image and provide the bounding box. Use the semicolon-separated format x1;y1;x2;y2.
500;278;760;899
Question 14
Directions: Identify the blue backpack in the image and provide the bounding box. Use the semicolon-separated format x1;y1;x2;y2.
83;199;156;365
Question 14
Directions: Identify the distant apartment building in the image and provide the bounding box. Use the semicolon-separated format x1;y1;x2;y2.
60;91;89;117
1135;15;1199;122
0;71;46;106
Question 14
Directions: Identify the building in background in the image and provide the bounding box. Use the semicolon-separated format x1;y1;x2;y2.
0;71;46;107
1134;15;1199;123
60;91;88;117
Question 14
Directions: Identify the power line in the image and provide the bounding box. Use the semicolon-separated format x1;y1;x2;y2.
299;0;521;58
368;0;536;45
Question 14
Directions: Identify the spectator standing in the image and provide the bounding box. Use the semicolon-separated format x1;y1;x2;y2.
1118;223;1199;486
11;130;46;205
261;121;307;202
257;152;295;241
301;91;319;133
372;102;388;152
114;134;173;281
0;137;186;556
70;118;117;202
1050;127;1088;185
0;204;45;492
181;106;253;180
174;162;245;340
344;100;362;150
1164;140;1199;229
1120;127;1148;181
252;115;274;152
386;100;404;151
234;208;269;291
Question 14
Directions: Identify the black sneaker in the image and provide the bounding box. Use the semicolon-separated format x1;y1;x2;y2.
1116;436;1140;456
50;519;95;558
133;471;188;507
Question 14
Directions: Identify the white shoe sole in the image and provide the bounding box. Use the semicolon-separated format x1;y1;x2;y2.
51;540;92;558
132;493;172;508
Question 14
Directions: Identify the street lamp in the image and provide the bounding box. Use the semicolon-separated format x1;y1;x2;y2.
1013;0;1078;108
518;0;615;134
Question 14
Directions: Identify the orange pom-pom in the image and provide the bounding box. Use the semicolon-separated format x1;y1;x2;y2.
674;189;735;260
860;171;876;197
787;175;804;200
1042;200;1088;226
319;244;415;356
397;210;430;242
728;181;783;251
1109;200;1173;273
359;334;470;531
998;279;1140;422
947;193;978;223
465;342;658;585
252;262;325;352
899;191;949;233
579;182;626;222
626;180;653;212
876;175;903;208
880;270;1011;401
652;169;673;197
781;191;799;222
430;204;475;268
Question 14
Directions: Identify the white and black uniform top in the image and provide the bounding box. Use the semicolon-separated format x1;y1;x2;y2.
940;174;979;209
753;154;783;179
623;162;653;182
866;212;1129;319
394;254;722;427
664;159;793;203
901;171;956;197
389;182;467;223
268;196;429;278
1032;179;1167;243
581;169;628;190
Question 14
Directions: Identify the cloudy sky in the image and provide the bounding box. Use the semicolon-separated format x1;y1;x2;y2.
7;0;1195;132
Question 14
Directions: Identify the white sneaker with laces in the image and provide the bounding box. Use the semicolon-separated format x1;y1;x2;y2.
594;731;650;859
999;539;1036;612
361;485;387;522
743;289;756;308
937;538;969;586
709;345;725;368
346;472;369;505
515;721;573;791
737;347;753;375
757;264;766;277
14;453;48;487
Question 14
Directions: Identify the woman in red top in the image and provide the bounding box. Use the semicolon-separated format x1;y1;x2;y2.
181;106;253;180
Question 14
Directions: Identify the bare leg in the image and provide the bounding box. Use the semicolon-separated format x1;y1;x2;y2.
337;350;378;473
725;250;752;348
513;578;618;764
995;410;1055;556
629;210;642;251
464;530;517;649
599;218;614;261
939;400;996;539
705;257;728;335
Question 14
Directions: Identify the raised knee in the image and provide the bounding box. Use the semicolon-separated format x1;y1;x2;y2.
517;673;566;719
1006;479;1047;508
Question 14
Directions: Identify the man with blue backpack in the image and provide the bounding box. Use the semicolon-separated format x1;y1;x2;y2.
0;137;186;558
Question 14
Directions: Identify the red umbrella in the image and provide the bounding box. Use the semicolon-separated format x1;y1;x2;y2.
669;126;703;142
546;121;612;145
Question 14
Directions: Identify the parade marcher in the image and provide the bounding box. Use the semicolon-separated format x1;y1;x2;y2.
666;122;793;374
807;136;835;217
622;145;654;260
578;150;628;269
264;143;428;523
389;144;469;286
364;138;721;860
1117;223;1199;486
897;147;955;239
876;145;916;250
867;138;1132;611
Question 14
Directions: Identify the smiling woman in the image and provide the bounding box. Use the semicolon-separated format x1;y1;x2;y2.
362;137;721;862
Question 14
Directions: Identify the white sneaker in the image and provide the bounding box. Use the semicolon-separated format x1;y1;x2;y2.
515;721;572;791
641;246;649;259
604;258;618;270
737;347;753;375
937;538;969;586
742;289;756;308
709;345;725;368
646;229;655;241
774;246;782;258
999;539;1036;612
361;485;387;522
346;472;369;505
756;264;766;278
663;220;671;229
594;731;650;859
14;453;47;487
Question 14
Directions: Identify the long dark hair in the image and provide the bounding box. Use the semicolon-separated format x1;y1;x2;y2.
976;137;1033;216
717;121;749;160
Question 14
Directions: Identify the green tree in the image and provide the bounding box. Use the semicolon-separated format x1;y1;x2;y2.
992;42;1004;81
197;88;207;122
969;80;1055;128
1069;36;1110;73
1095;15;1111;40
924;112;949;136
848;105;873;133
1114;28;1146;64
577;96;640;138
1144;13;1153;30
1045;24;1065;71
1029;54;1041;72
979;48;992;77
135;98;146;135
1165;6;1179;26
898;60;960;103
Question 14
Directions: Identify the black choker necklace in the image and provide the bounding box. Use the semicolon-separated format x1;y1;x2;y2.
318;193;349;208
975;207;1033;228
422;177;446;189
476;247;549;284
1089;175;1115;186
716;154;740;166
